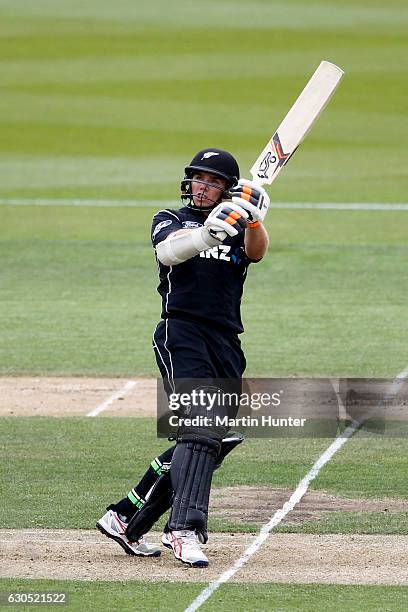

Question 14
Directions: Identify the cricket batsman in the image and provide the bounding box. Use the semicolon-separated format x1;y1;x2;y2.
97;148;270;566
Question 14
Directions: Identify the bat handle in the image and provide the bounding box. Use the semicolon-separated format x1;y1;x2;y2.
212;230;227;241
250;173;268;188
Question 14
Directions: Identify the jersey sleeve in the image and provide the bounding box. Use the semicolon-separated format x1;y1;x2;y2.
151;210;183;247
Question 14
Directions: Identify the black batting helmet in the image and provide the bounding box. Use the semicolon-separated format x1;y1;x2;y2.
181;148;240;207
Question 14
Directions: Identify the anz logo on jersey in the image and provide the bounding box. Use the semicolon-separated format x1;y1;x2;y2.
200;245;230;261
199;245;244;265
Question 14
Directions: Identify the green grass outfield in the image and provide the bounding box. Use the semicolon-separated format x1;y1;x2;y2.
1;0;407;377
1;418;407;532
1;580;407;612
0;1;407;203
1;205;407;376
1;1;408;610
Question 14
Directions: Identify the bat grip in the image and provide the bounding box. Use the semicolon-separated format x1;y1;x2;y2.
250;174;267;188
212;230;227;241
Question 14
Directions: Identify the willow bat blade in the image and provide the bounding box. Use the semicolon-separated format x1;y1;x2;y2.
250;60;344;186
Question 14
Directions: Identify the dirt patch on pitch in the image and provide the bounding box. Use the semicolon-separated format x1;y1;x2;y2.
0;529;253;582
2;376;407;424
234;533;408;585
210;485;408;524
0;377;156;417
1;529;407;585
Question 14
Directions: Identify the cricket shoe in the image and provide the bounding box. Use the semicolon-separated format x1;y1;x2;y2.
96;509;161;557
162;530;209;567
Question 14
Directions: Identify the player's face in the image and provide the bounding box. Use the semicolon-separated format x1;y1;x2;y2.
191;171;227;209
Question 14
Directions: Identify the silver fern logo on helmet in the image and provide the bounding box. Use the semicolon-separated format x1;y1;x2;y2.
201;152;220;160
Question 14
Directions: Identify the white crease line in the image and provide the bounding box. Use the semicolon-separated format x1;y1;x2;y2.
0;198;408;211
184;367;408;612
86;380;138;417
396;365;408;379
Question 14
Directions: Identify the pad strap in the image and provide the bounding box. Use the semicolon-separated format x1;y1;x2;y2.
125;474;173;542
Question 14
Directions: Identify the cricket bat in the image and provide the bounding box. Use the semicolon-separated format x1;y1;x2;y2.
250;60;344;186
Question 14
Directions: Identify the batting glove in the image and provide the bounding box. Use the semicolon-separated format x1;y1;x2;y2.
229;178;270;224
204;202;248;240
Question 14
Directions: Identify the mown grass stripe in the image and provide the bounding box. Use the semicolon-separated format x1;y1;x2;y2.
1;198;408;210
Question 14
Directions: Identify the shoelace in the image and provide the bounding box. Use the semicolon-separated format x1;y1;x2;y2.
178;531;199;546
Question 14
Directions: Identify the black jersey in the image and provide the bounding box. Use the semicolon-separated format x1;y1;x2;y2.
151;206;257;334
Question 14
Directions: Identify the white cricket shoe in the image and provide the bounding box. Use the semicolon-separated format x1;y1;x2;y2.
162;530;209;567
96;509;161;557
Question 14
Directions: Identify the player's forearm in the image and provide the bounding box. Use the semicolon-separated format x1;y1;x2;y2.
155;227;219;266
244;222;269;260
